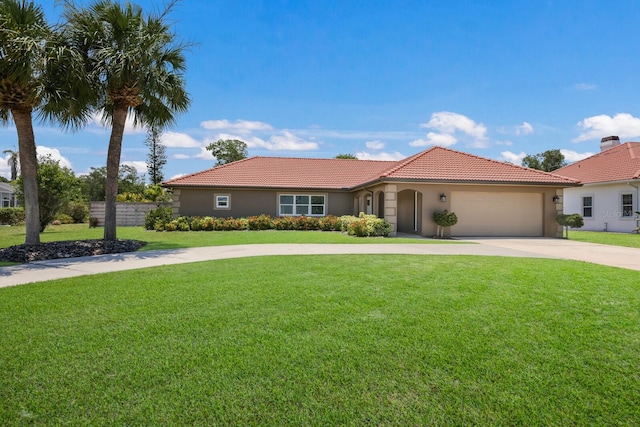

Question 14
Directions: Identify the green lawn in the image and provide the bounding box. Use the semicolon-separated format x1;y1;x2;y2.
569;230;640;249
1;255;638;425
0;223;455;252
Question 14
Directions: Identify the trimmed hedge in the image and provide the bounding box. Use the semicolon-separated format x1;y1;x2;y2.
145;209;389;237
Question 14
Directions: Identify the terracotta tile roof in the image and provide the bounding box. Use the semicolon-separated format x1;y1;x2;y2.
164;156;398;189
554;142;640;184
164;146;580;190
372;146;580;185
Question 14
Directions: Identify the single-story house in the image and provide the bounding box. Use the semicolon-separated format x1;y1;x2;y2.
555;136;640;233
0;181;17;208
163;146;581;237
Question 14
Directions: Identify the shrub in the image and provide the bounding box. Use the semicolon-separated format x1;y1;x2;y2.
274;216;296;230
345;213;392;237
247;214;274;230
338;215;360;232
66;202;89;223
54;213;74;224
319;215;341;231
145;206;173;230
294;216;320;230
433;210;458;237
556;213;584;238
0;207;25;225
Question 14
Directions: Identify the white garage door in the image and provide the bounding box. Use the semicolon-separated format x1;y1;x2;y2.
450;191;543;237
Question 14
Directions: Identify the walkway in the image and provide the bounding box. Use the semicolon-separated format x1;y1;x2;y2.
1;239;638;288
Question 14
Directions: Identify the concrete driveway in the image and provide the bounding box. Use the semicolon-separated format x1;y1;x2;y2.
465;237;640;271
1;238;638;288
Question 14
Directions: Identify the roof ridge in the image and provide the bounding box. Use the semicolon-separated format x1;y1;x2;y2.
379;147;434;177
390;145;579;182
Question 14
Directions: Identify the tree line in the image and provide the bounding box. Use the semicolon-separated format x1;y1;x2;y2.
0;0;189;245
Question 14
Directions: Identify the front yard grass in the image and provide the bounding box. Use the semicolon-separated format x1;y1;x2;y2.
0;223;458;252
569;230;640;249
1;255;638;425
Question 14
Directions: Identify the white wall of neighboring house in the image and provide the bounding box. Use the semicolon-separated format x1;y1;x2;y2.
563;181;640;233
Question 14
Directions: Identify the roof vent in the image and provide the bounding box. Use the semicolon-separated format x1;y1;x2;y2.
600;135;620;151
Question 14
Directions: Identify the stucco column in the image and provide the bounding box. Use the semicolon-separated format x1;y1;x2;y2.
554;189;563;238
384;184;398;236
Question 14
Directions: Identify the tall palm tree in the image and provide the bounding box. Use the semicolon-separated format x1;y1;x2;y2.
1;1;90;245
2;148;19;181
64;0;190;241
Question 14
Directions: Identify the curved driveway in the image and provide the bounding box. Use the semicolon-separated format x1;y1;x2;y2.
1;238;638;288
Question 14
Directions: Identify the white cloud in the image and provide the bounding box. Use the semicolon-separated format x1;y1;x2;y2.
365;140;385;150
200;119;273;134
416;112;488;148
575;83;597;91
195;147;214;160
89;111;146;135
560;149;594;162
37;146;73;169
169;173;186;180
516;122;533;135
172;153;191;160
356;151;406;161
410;132;457;147
122;161;148;174
499;151;526;164
574;113;640;142
162;131;201;148
212;131;318;151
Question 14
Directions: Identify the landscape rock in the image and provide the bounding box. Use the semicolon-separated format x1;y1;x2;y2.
0;239;147;263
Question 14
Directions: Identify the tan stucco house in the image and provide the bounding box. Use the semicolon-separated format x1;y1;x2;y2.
163;146;580;237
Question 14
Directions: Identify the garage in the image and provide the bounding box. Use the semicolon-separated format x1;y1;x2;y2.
450;191;543;237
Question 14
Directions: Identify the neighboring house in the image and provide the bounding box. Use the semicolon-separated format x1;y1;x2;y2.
0;182;18;208
164;146;580;237
555;136;640;233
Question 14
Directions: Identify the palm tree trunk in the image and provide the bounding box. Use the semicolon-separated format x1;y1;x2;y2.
103;106;128;241
12;108;41;245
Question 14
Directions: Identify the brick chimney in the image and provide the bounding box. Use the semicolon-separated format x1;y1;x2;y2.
600;135;620;151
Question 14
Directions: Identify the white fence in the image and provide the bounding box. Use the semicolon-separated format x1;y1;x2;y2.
90;202;171;227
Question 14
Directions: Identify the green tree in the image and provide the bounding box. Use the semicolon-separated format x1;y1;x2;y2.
145;125;166;185
80;164;146;201
15;155;82;231
64;0;190;241
522;149;566;172
335;153;358;159
2;148;19;180
206;139;248;165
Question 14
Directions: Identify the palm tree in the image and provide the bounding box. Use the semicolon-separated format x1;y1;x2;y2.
64;0;190;241
1;1;89;245
2;148;19;181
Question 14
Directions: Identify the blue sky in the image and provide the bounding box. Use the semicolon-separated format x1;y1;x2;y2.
3;0;640;181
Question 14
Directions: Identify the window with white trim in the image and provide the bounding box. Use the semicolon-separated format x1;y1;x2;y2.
279;194;325;216
622;194;633;217
215;194;230;209
582;196;593;218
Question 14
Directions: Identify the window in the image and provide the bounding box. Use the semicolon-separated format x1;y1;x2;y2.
582;196;593;218
279;194;325;216
215;194;230;209
622;194;633;217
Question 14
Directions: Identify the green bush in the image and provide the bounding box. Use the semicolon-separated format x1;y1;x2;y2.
319;215;341;231
345;213;392;237
433;210;458;238
0;207;25;225
556;213;584;238
338;215;360;232
274;216;296;230
65;202;89;223
145;206;173;230
54;213;74;224
247;214;274;230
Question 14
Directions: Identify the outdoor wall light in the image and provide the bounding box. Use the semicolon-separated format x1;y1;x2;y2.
439;193;447;203
552;195;560;203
